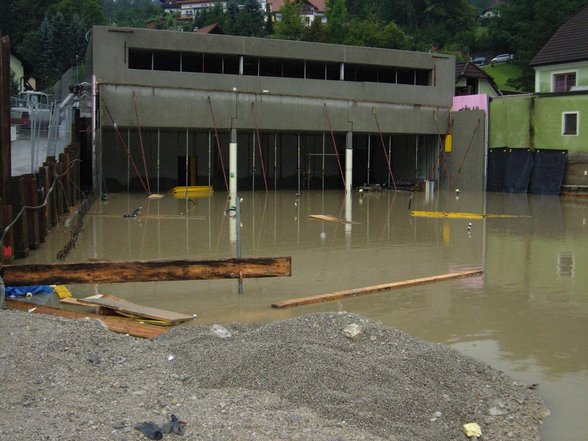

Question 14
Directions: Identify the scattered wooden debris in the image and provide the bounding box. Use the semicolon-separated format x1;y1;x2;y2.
271;269;484;308
4;299;167;339
62;293;194;326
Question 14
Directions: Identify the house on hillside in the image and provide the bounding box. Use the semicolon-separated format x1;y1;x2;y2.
488;4;588;194
178;0;226;19
455;61;501;97
267;0;326;25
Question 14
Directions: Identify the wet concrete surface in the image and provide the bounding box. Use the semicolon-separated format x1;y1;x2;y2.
16;189;588;441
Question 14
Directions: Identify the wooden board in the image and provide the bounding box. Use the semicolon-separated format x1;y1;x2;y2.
410;210;529;219
73;294;194;325
308;215;357;224
87;213;206;220
1;256;292;285
4;299;167;339
271;269;484;309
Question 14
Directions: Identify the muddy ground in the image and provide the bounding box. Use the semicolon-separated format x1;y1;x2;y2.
0;309;548;440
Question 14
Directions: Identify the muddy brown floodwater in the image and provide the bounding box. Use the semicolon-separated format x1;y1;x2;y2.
19;189;588;441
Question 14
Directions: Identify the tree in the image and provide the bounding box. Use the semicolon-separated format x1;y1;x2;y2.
4;0;58;46
235;0;265;37
325;0;348;44
49;0;105;29
344;18;410;49
108;0;161;27
264;3;273;36
194;4;227;30
302;17;327;43
273;0;305;40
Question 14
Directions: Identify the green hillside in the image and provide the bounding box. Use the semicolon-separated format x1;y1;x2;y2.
482;63;526;93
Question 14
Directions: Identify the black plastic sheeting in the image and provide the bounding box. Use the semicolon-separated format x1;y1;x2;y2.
530;150;568;195
486;148;509;192
487;148;567;194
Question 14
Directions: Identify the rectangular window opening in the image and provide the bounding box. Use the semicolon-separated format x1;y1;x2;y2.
182;52;203;72
563;112;578;135
203;54;223;73
153;50;181;71
223;55;240;75
397;68;415;85
378;66;396;84
415;69;431;86
128;48;153;70
260;57;282;77
306;61;325;79
283;59;304;79
344;64;358;82
326;62;340;80
243;56;259;76
554;72;576;92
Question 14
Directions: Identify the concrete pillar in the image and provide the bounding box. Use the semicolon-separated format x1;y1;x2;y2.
229;128;237;244
345;131;353;194
229;128;237;196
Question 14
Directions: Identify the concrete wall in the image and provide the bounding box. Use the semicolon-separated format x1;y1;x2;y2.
445;109;486;192
490;93;588;152
91;26;459;191
489;95;532;148
93;26;454;135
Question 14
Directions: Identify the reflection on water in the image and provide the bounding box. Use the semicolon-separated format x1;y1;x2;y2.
21;189;588;441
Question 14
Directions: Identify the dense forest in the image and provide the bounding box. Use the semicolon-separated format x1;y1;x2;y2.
1;0;587;90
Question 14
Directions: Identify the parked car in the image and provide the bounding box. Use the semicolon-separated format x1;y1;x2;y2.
491;53;514;64
470;56;487;67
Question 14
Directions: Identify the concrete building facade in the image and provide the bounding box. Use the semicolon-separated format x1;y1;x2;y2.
89;26;455;193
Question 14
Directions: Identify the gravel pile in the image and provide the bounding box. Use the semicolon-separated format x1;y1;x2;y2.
0;310;548;440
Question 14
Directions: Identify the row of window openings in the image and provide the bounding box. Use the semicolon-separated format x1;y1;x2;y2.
128;49;431;86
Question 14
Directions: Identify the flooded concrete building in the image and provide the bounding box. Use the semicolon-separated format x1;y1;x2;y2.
89;26;455;193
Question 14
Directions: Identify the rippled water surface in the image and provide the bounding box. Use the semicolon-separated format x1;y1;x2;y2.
23;189;588;441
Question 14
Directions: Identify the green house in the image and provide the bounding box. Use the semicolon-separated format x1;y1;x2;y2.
489;5;588;192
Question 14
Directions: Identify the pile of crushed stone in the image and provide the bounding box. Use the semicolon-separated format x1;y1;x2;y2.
0;310;548;440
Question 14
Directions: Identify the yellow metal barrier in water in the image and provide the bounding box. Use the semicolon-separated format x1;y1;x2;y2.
410;210;529;219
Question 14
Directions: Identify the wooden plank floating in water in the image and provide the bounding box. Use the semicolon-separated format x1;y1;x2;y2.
271;269;484;309
1;256;292;285
4;299;167;339
410;210;529;219
308;214;357;224
86;213;207;220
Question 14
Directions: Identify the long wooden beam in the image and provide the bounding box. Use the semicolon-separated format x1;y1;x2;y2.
1;256;291;285
271;269;483;309
4;299;167;339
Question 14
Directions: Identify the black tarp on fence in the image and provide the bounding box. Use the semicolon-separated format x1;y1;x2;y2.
487;148;567;194
529;150;568;195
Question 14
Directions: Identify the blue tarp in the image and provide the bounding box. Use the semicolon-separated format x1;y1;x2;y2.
5;285;54;297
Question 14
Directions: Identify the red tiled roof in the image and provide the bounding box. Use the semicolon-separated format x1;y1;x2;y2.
195;23;225;34
530;5;588;66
